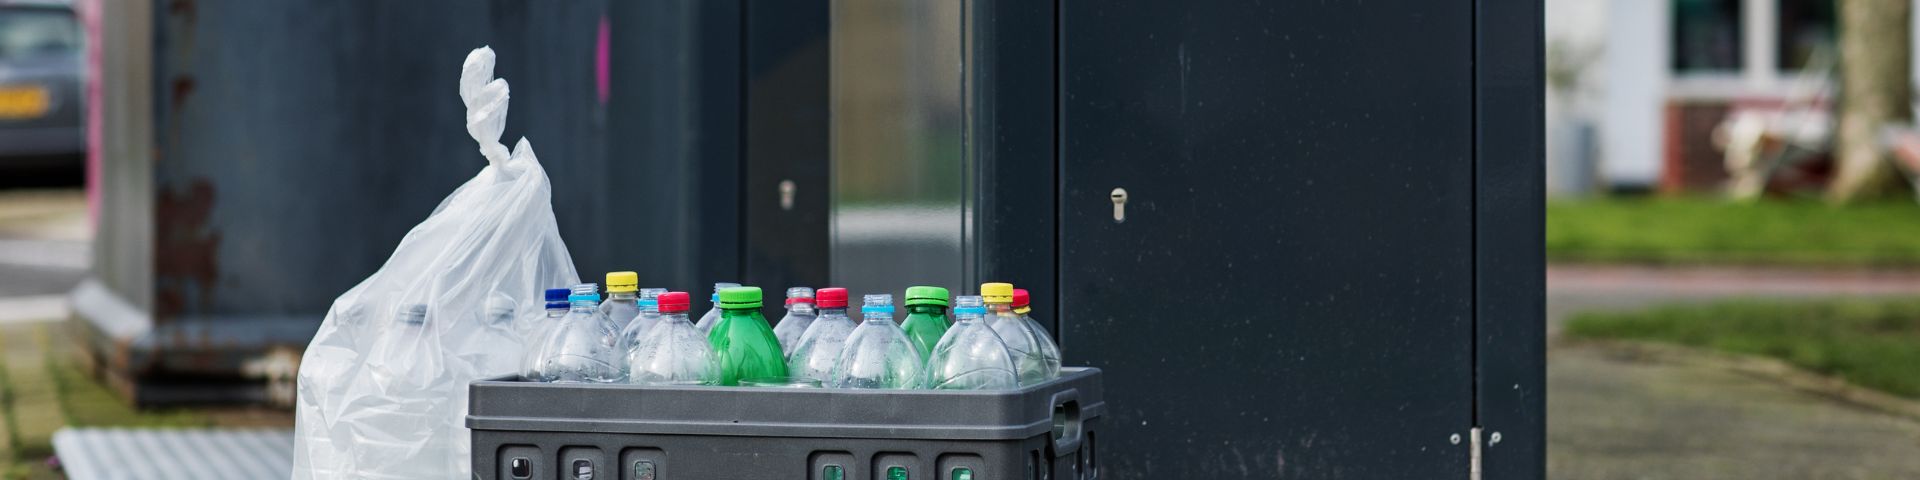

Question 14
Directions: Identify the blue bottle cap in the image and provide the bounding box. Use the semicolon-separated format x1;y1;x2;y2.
545;288;570;302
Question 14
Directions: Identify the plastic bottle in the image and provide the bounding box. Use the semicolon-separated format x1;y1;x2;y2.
900;286;951;362
923;295;1019;390
773;287;817;356
706;286;787;386
625;292;718;385
469;293;522;376
522;288;571;380
785;287;856;383
598;271;642;330
982;282;1060;385
696;282;743;333
532;284;622;383
1012;287;1063;378
616;288;669;358
829;294;925;389
354;303;450;478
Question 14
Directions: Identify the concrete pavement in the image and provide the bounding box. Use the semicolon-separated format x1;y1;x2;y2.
1548;265;1920;479
0;189;88;324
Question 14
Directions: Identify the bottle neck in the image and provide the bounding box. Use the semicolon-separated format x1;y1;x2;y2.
788;303;816;315
607;291;637;301
906;304;946;316
660;312;690;323
954;313;985;324
570;300;598;311
863;311;894;323
987;302;1014;314
818;307;849;319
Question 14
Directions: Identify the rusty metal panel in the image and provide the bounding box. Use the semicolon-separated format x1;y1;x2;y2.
83;0;753;402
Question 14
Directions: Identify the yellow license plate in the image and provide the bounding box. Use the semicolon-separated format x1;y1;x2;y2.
0;86;50;120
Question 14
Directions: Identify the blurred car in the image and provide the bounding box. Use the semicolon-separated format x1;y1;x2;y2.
0;0;82;167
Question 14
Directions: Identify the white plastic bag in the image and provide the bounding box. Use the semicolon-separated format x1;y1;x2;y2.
292;46;578;479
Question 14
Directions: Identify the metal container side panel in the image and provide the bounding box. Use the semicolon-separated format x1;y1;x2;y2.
970;0;1061;333
742;0;831;319
1059;0;1477;477
1474;0;1548;477
150;1;720;322
608;0;744;302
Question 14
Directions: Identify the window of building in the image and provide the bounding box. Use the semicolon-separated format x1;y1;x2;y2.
1777;0;1836;72
1673;0;1744;72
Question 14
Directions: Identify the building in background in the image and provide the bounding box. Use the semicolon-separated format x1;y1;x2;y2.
1545;0;1920;195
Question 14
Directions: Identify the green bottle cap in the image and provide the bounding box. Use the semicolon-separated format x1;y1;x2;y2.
718;286;763;309
904;286;950;307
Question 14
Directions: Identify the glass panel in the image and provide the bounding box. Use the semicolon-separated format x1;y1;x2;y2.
1777;0;1835;71
1672;0;1743;72
830;0;968;300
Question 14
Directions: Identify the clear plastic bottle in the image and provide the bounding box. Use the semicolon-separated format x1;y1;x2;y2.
923;296;1019;390
696;282;742;333
706;286;788;386
616;288;669;358
597;271;642;330
625;291;717;385
828;294;925;389
467;293;522;376
353;303;450;478
785;287;855;383
532;284;622;383
1012;288;1063;379
982;282;1060;385
773;287;817;356
522;288;571;380
900;286;951;362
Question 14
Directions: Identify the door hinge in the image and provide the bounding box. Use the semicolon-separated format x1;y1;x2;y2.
1468;426;1483;480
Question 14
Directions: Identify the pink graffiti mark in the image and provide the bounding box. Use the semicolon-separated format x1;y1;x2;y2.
155;179;220;322
596;15;610;104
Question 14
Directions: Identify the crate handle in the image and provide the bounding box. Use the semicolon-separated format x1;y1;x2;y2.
1049;388;1084;454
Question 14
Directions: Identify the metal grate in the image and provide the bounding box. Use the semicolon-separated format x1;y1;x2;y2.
52;427;293;479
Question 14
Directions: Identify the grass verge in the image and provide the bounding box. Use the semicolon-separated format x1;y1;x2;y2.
1565;298;1920;398
1548;197;1920;266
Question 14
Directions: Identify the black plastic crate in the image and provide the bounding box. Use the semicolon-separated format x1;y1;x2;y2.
468;367;1105;479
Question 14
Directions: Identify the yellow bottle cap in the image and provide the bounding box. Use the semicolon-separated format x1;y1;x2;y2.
1015;306;1031;315
605;271;639;292
980;282;1014;304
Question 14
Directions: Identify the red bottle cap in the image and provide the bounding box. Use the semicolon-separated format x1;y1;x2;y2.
816;287;849;308
1012;289;1031;308
657;292;691;313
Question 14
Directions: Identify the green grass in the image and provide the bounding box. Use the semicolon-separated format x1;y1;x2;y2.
1548;197;1920;266
1566;298;1920;398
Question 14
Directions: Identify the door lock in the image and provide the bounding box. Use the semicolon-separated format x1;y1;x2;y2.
779;180;797;211
1110;188;1128;223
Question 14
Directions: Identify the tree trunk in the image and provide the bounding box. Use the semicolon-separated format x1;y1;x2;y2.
1830;0;1913;203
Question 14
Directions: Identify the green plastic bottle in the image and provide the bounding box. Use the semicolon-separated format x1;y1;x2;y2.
900;286;951;361
707;286;788;386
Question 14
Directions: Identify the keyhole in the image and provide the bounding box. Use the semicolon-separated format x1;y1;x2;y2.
1110;188;1128;223
779;180;796;211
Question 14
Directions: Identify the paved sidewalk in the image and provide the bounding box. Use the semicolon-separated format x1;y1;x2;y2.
1548;265;1920;336
0;189;88;325
1548;265;1920;479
